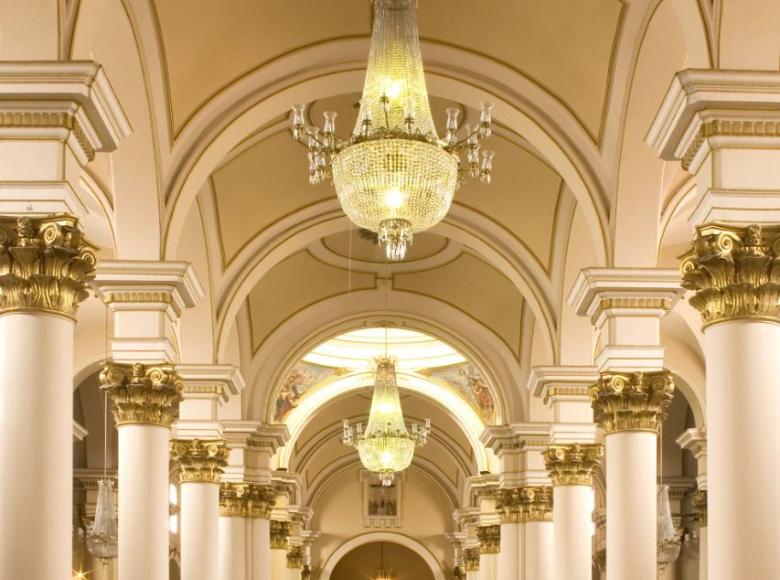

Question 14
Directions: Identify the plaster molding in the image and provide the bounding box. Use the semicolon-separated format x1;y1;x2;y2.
0;61;130;164
568;268;685;326
176;363;245;402
94;260;204;317
648;69;780;171
528;365;599;403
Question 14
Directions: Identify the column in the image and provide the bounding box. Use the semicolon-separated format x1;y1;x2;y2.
219;483;250;580
170;439;229;580
522;487;554;580
101;363;181;580
569;270;684;580
677;427;707;580
0;217;94;578
220;421;289;580
286;546;304;579
496;489;523;579
545;444;603;580
0;60;126;580
476;525;499;580
691;490;707;580
249;487;274;580
649;69;780;580
270;520;292;579
463;547;481;580
591;371;675;580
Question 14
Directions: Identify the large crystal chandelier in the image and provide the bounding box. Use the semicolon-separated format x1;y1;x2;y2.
657;484;682;573
291;0;495;261
342;357;430;485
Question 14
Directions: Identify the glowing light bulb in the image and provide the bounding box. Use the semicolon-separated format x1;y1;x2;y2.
384;78;403;100
384;187;404;210
381;451;393;466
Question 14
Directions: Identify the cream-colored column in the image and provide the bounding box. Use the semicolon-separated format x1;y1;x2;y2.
591;372;675;580
0;61;125;580
677;428;707;580
0;217;95;579
692;491;707;580
476;525;499;580
219;483;250;580
220;422;289;580
523;487;554;580
101;363;181;580
649;70;780;580
464;546;481;580
681;225;780;580
496;489;523;579
545;445;602;580
569;272;684;580
270;520;292;580
171;439;229;580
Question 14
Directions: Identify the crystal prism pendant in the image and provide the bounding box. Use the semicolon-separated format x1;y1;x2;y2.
86;479;119;561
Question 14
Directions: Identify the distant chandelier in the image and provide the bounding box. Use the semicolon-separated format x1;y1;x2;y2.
371;542;393;580
657;484;683;573
292;0;495;261
86;479;118;562
342;357;431;485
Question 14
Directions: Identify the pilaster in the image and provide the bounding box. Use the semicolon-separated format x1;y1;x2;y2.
677;427;707;490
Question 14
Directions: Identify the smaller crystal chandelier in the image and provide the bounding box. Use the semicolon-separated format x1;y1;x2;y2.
86;479;118;562
657;484;683;574
342;357;430;485
371;542;393;580
292;0;495;261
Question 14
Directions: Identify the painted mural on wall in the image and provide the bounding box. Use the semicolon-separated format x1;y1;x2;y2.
273;361;496;422
273;362;338;421
427;363;496;422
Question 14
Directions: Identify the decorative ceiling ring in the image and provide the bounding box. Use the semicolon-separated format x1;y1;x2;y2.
162;39;610;269
214;204;557;368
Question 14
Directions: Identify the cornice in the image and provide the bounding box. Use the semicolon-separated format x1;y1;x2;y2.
527;365;599;402
176;363;245;402
0;61;130;160
568;268;684;325
93;260;204;317
648;69;780;171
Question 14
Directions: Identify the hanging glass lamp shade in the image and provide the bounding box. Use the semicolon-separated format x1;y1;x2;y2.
342;357;430;485
292;0;495;261
657;484;682;573
86;479;118;561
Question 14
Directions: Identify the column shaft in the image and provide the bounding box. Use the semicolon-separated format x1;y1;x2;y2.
118;425;171;580
553;486;592;580
219;516;248;580
0;313;73;579
477;554;497;580
606;432;657;580
181;483;220;580
705;320;780;579
525;520;553;580
252;518;272;580
497;522;522;578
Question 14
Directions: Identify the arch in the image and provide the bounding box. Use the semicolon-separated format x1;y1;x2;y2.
245;294;523;424
213;202;557;368
276;370;493;473
162;39;609;267
320;532;446;580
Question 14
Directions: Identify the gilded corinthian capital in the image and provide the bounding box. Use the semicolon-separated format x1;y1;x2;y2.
100;362;182;427
271;520;291;550
477;525;501;554
590;371;674;434
170;439;229;484
219;482;276;518
0;215;96;317
544;443;603;486
498;487;553;523
680;223;780;326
